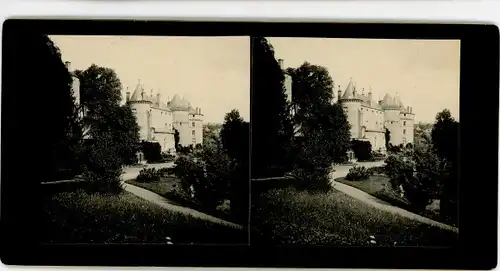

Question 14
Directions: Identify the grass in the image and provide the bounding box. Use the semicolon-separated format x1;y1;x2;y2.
335;175;450;225
41;190;245;244
251;187;458;246
126;176;233;223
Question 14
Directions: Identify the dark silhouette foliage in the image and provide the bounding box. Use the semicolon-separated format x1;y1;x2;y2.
251;37;295;178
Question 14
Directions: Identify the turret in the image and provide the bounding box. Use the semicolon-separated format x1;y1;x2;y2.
128;80;153;141
339;78;363;139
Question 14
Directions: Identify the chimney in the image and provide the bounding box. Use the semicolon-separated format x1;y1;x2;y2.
198;108;201;115
126;87;130;102
278;59;284;70
368;91;373;101
337;85;342;101
65;61;71;72
156;92;161;103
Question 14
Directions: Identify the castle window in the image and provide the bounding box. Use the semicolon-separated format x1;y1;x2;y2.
404;114;407;117
192;130;195;136
403;121;406;126
403;129;406;135
192;122;195;127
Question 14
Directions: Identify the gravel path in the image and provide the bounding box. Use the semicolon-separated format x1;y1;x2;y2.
121;163;244;230
331;161;458;233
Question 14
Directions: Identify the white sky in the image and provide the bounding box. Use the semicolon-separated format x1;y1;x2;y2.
50;35;250;124
268;37;460;123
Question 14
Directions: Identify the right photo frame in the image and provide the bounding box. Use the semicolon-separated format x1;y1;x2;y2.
250;36;460;246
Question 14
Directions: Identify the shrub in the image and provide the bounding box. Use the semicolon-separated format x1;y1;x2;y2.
141;141;163;163
80;132;123;195
351;140;373;161
173;145;232;210
157;167;174;177
135;168;161;183
345;166;370;181
366;166;385;176
290;131;335;192
384;147;444;213
162;153;176;162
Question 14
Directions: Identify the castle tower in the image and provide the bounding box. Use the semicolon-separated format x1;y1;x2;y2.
338;78;363;139
170;94;191;148
381;93;402;146
128;80;153;141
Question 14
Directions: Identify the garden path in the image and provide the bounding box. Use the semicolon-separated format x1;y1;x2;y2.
330;161;458;233
121;163;244;230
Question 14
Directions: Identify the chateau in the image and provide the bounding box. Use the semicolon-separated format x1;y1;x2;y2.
66;61;203;155
280;58;415;154
126;82;203;154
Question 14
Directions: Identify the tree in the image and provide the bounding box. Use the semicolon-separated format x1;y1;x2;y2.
291;102;351;191
174;128;180;152
251;37;295;178
220;109;250;224
75;64;140;166
3;31;81;246
4;34;79;182
385;128;391;149
285;62;334;113
431;109;459;224
385;145;445;213
351;139;373;161
286;63;351;164
432;109;459;164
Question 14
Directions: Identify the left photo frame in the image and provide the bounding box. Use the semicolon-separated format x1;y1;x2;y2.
1;20;251;264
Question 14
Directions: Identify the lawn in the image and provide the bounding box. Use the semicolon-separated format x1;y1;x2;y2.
335;174;448;225
251;187;458;246
41;190;245;244
126;176;233;223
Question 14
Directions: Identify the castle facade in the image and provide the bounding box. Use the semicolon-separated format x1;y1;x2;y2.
66;61;203;154
279;58;415;155
126;82;203;154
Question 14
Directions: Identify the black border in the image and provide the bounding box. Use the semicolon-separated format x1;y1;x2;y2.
1;19;499;269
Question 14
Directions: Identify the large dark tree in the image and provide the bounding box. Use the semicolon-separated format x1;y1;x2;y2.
431;109;459;224
285;62;334;113
75;64;140;166
2;30;79;249
286;63;351;164
220;109;250;225
251;37;295;178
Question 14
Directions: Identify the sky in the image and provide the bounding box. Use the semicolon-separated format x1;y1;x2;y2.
267;37;460;123
50;35;250;124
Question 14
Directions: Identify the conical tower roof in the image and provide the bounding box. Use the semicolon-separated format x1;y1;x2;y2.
130;80;145;101
341;78;356;99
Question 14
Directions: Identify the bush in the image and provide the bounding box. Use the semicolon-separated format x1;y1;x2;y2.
290;132;335;192
366;166;386;175
141;141;163;163
351;140;373;161
157;167;174;177
345;165;370;181
135;168;161;183
162;153;176;162
80;132;123;195
384;147;444;213
173;145;233;210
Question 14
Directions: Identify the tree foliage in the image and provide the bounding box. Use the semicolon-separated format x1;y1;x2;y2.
385;128;391;149
75;64;140;166
5;34;79;182
174;128;180;152
283;62;351;191
285;62;334;112
384;145;446;213
220;109;250;224
351;140;373;161
431;109;459;223
251;37;295;178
